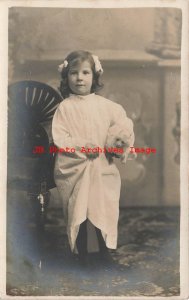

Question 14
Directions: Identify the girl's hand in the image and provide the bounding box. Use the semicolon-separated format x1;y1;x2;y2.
84;143;99;159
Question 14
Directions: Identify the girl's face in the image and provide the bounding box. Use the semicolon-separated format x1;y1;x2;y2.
68;60;93;96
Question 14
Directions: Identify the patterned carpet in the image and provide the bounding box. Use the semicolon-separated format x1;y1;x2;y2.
7;198;180;297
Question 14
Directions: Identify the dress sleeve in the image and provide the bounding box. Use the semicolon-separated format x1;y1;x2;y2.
112;104;135;148
106;104;135;163
52;104;88;149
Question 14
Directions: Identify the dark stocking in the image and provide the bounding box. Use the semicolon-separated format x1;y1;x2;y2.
95;227;108;254
76;220;88;262
95;227;114;264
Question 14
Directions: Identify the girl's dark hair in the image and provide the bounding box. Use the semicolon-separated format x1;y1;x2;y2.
59;50;104;98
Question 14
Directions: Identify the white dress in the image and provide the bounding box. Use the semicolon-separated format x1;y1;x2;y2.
52;93;134;252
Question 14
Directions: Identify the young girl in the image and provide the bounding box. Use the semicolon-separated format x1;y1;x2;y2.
52;50;134;267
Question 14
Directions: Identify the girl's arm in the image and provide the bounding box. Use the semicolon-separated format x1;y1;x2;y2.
117;104;134;145
106;104;135;163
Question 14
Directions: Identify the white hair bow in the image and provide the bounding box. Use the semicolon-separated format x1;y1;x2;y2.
58;60;68;73
92;55;103;74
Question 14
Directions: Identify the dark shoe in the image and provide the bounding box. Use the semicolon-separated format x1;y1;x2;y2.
78;255;90;268
99;250;115;265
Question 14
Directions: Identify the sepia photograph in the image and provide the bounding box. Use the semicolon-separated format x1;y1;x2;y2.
0;0;188;298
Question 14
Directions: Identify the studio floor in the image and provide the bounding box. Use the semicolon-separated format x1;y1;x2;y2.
7;190;180;297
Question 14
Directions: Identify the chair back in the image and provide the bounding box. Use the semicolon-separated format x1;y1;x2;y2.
8;80;62;190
